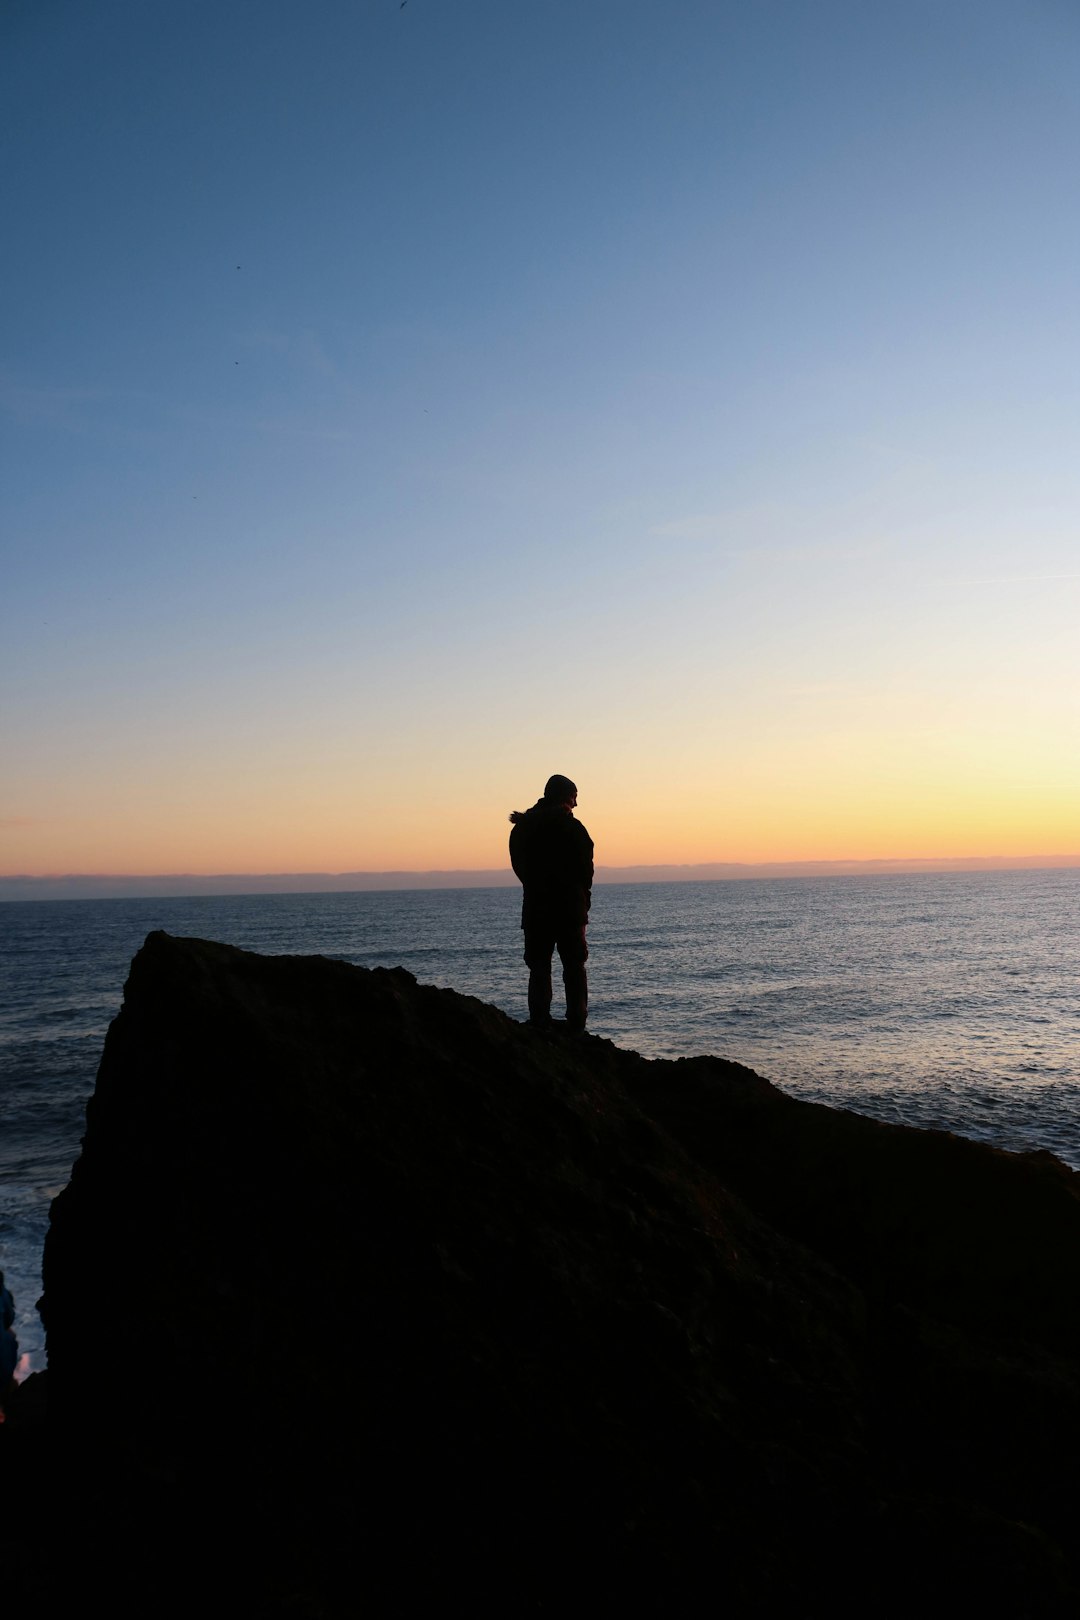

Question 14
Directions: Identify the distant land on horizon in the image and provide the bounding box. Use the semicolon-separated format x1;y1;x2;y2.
2;854;1079;902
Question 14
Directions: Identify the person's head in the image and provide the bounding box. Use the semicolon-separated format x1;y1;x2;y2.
543;774;578;808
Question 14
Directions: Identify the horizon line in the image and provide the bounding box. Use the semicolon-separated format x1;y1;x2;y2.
2;852;1079;902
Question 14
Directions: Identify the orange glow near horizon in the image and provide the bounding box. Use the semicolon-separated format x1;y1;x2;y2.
3;687;1078;879
3;778;1078;879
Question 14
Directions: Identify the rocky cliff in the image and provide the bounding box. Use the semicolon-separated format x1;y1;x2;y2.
3;932;1080;1615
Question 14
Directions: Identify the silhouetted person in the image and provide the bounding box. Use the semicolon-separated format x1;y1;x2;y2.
509;774;594;1032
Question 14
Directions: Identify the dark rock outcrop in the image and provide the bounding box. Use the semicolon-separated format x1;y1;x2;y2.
4;932;1080;1615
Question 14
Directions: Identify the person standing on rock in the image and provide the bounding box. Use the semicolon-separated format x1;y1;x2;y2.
509;774;594;1032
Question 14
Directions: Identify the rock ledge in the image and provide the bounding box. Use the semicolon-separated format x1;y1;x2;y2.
4;931;1079;1615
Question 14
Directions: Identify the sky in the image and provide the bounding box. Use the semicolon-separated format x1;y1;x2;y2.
3;0;1079;887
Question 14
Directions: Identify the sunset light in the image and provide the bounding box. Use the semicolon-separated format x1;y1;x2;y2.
3;1;1078;894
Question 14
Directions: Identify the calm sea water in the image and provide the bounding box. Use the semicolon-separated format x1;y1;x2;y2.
2;869;1078;1377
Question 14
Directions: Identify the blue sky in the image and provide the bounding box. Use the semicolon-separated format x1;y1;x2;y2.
3;0;1079;881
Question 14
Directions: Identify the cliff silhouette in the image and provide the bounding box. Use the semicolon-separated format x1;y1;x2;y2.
3;931;1079;1615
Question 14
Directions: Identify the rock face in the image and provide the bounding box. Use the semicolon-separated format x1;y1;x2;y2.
5;932;1080;1614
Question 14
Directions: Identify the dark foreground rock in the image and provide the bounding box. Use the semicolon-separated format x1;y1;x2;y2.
3;932;1080;1615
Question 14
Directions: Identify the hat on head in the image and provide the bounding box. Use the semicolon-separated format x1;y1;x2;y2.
543;774;578;802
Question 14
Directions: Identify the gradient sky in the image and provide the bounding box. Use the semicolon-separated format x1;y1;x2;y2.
3;0;1079;880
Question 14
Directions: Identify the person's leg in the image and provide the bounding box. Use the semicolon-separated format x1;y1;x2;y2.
556;926;588;1031
523;925;556;1023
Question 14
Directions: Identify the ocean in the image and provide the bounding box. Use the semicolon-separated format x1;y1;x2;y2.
1;868;1077;1379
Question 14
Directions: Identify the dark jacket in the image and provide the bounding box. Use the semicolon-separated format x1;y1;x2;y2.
509;799;594;930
